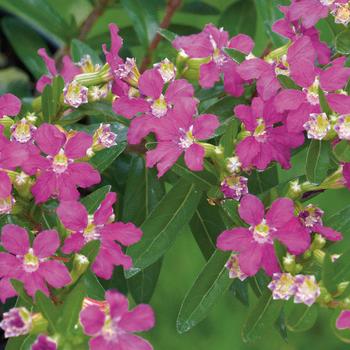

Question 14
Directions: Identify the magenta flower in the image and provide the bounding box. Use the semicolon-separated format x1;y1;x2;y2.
343;163;350;190
57;192;142;279
0;93;21;118
217;194;310;276
336;310;350;330
0;171;14;215
298;204;343;241
234;97;304;170
0;307;32;338
113;67;198;145
32;335;57;350
0;224;71;297
146;106;219;177
272;3;331;64
24;124;100;203
80;290;155;350
275;55;350;132
173;23;254;96
36;48;80;92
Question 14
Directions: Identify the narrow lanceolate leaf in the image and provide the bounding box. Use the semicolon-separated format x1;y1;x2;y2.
35;291;59;333
0;0;71;45
81;185;111;214
190;197;226;260
220;118;239;157
80;240;101;265
123;156;165;303
335;29;350;55
333;140;350;163
57;280;86;334
89;143;126;173
2;17;48;79
158;28;177;42
242;291;284;343
125;178;202;278
305;140;331;184
177;250;231;333
41;76;64;123
219;0;257;38
171;160;217;191
285;303;318;332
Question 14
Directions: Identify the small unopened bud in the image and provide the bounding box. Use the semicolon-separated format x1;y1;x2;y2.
226;156;241;173
89;83;111;102
70;254;89;283
283;253;296;273
115;58;140;88
92;124;117;151
311;234;326;250
287;179;302;199
0;116;14;128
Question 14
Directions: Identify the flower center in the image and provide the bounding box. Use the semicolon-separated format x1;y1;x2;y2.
253;118;267;142
11;119;35;143
52;149;69;174
320;0;335;5
335;115;350;140
102;316;122;342
178;126;195;149
116;58;140;87
23;249;39;273
63;80;89;108
304;78;320;105
251;219;274;244
155;58;176;83
274;55;289;76
303;113;330;140
151;95;168;118
83;215;100;242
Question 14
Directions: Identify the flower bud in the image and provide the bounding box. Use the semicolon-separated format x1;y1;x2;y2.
335;114;350;140
283;253;296;273
0;195;15;215
226;156;241;174
92;123;117;151
70;254;89;283
115;58;140;88
294;274;321;306
63;80;89;108
331;3;350;26
11;118;36;143
32;334;57;350
0;307;32;337
225;254;248;281
89;83;111;102
154;58;176;83
303;113;331;140
220;175;248;201
268;273;296;300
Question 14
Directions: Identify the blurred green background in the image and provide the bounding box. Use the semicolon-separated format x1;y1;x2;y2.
0;0;349;349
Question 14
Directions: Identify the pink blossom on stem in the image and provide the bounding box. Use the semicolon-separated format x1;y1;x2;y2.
0;224;71;298
336;310;350;330
80;290;155;350
0;93;21;118
57;192;142;279
146;106;219;177
24;124;100;203
32;335;57;350
217;194;310;276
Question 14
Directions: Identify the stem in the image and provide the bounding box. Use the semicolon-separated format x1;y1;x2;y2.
140;0;182;72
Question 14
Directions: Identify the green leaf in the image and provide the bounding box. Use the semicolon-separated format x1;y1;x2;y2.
219;0;257;38
189;196;226;260
333;140;350;162
71;39;102;65
158;28;177;42
2;17;48;79
335;29;350;55
81;185;111;214
125;178;202;277
277;75;302;90
171;160;217;191
176;250;231;333
180;1;220;15
80;240;101;264
220;118;239;158
0;0;71;45
35;291;59;332
318;87;332;114
120;0;159;47
10;280;32;308
41;76;65;123
249;165;279;195
223;48;246;64
57;280;86;334
242;291;284;343
89;143;126;173
83;270;105;300
285;303;318;332
305;140;331;184
230;279;249;306
5;336;26;350
122;156;165;303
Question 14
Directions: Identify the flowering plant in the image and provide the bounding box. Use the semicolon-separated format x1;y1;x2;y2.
1;0;350;348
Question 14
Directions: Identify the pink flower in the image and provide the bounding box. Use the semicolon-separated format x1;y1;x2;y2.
275;55;350;132
0;93;21;118
273;4;331;64
217;194;310;276
0;307;32;338
234;97;304;170
298;204;343;241
0;224;71;298
80;290;155;350
0;171;14;215
173;23;254;96
57;192;142;279
343;163;350;189
146;107;219;177
113;67;198;145
36;48;80;92
24;124;100;203
336;310;350;330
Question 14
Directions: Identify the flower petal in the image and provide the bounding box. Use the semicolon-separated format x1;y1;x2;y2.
216;228;252;252
93;192;117;226
120;304;155;332
199;61;220;89
80;305;105;336
337;311;350;330
192;114;219;140
34;124;66;156
0;94;21;117
266;198;295;229
238;194;265;226
33;230;60;258
65;132;92;159
0;172;12;198
184;143;205;171
1;224;29;255
57;200;88;231
238;243;263;276
138;69;164;99
39;260;72;288
101;222;142;246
